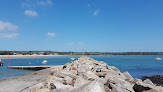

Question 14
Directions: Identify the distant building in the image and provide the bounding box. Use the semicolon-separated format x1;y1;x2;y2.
39;52;44;55
13;53;17;55
54;53;58;55
17;53;22;55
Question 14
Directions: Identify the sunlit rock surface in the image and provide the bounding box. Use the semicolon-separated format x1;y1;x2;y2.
23;56;163;92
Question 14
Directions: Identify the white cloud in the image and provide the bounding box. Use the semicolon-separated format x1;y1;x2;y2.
22;0;53;8
0;33;19;39
0;21;19;39
47;32;56;37
0;21;18;31
22;0;53;17
24;10;38;16
93;10;100;16
37;0;53;6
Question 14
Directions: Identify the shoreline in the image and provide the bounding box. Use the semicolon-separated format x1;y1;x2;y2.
0;54;162;59
0;55;65;59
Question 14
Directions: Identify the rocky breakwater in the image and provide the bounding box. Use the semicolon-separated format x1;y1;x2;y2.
23;56;163;92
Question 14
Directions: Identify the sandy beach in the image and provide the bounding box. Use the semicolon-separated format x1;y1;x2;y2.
0;55;65;59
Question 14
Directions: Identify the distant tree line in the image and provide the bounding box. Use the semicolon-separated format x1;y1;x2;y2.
0;51;163;55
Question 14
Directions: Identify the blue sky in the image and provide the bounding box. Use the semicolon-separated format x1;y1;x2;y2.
0;0;163;52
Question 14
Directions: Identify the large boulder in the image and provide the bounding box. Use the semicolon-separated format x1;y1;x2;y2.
53;71;76;78
22;83;49;92
92;66;109;73
123;72;133;80
73;77;88;88
62;76;73;85
74;81;105;92
50;81;73;89
78;65;94;73
104;78;134;92
109;66;120;72
93;61;107;67
53;88;73;92
133;81;157;92
110;83;130;92
83;71;99;80
143;79;155;86
142;89;158;92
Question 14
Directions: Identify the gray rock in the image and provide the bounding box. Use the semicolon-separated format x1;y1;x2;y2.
74;77;88;88
22;83;49;92
142;89;158;92
97;78;108;85
53;71;76;78
78;65;93;73
50;81;73;89
110;83;126;92
38;88;50;92
110;66;120;72
62;76;72;85
74;81;105;92
133;83;152;92
123;72;133;79
94;66;109;73
143;79;155;86
93;61;107;67
50;83;56;90
83;71;99;80
53;88;74;92
95;72;107;78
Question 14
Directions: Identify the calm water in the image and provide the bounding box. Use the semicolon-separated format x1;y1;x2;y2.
0;55;163;80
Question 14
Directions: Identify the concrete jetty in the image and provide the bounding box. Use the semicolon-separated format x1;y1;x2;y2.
8;66;53;70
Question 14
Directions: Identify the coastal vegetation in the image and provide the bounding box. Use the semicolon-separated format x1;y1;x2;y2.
0;51;163;55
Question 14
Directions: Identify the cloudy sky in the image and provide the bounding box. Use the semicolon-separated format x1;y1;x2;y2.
0;0;163;52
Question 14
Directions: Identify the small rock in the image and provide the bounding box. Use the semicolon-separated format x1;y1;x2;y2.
50;83;56;90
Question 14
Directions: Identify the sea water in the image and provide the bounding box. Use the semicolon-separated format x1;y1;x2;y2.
0;55;163;80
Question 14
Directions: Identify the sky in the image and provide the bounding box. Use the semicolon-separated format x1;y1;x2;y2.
0;0;163;52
